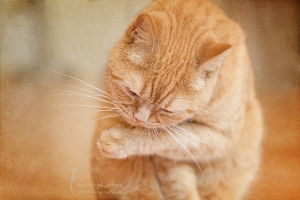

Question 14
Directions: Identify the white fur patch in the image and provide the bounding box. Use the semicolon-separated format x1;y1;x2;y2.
168;97;189;112
192;77;205;90
127;52;144;66
125;72;144;94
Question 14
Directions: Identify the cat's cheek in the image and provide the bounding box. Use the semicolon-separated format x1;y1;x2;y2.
159;113;189;126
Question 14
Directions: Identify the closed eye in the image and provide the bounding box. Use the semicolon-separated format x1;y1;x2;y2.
126;87;139;98
161;108;174;114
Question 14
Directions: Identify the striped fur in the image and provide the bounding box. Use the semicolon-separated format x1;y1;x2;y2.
92;0;263;199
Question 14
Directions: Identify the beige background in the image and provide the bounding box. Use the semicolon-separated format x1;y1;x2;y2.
1;0;299;199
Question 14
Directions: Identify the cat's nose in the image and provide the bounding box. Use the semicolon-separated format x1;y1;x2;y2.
134;113;148;123
134;103;152;123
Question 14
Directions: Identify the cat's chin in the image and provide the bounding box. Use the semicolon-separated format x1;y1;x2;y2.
125;118;162;129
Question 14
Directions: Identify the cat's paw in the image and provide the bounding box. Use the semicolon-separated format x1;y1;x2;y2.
97;125;129;159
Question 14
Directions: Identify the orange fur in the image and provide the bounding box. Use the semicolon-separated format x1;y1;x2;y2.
92;0;263;199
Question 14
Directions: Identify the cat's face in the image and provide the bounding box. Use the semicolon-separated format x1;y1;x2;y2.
106;14;231;128
107;67;202;128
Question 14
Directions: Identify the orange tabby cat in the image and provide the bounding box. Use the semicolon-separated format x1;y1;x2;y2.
92;0;263;199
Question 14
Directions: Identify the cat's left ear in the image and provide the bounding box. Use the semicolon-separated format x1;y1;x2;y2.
199;43;232;72
130;14;155;55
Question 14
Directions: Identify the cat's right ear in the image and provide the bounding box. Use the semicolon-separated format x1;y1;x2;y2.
199;43;232;73
130;14;155;55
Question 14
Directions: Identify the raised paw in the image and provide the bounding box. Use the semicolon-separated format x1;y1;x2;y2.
97;126;129;159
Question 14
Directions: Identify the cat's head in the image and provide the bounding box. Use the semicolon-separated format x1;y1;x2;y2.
106;14;232;128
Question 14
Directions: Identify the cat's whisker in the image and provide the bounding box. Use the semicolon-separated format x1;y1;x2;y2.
61;103;117;109
148;128;153;140
152;128;159;143
56;89;113;101
85;109;119;114
184;119;193;123
91;113;120;123
50;69;110;96
147;128;151;143
58;92;117;115
198;109;223;116
119;118;131;128
56;90;117;105
163;127;203;174
170;96;230;116
157;128;179;173
167;126;212;169
119;118;126;125
167;126;201;150
168;126;213;172
62;84;113;100
171;125;218;147
66;84;108;97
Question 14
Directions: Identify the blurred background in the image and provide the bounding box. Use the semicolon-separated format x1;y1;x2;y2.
0;0;299;199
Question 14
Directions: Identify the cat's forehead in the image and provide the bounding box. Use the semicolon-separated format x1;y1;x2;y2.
124;72;144;91
124;71;195;102
156;43;196;70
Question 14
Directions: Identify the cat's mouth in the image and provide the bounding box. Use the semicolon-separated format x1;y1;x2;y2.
116;104;162;128
125;118;162;129
116;103;183;129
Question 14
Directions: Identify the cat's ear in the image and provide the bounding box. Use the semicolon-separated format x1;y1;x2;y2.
199;43;232;72
130;14;155;55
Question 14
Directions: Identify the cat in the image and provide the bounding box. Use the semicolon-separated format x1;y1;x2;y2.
92;0;263;199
